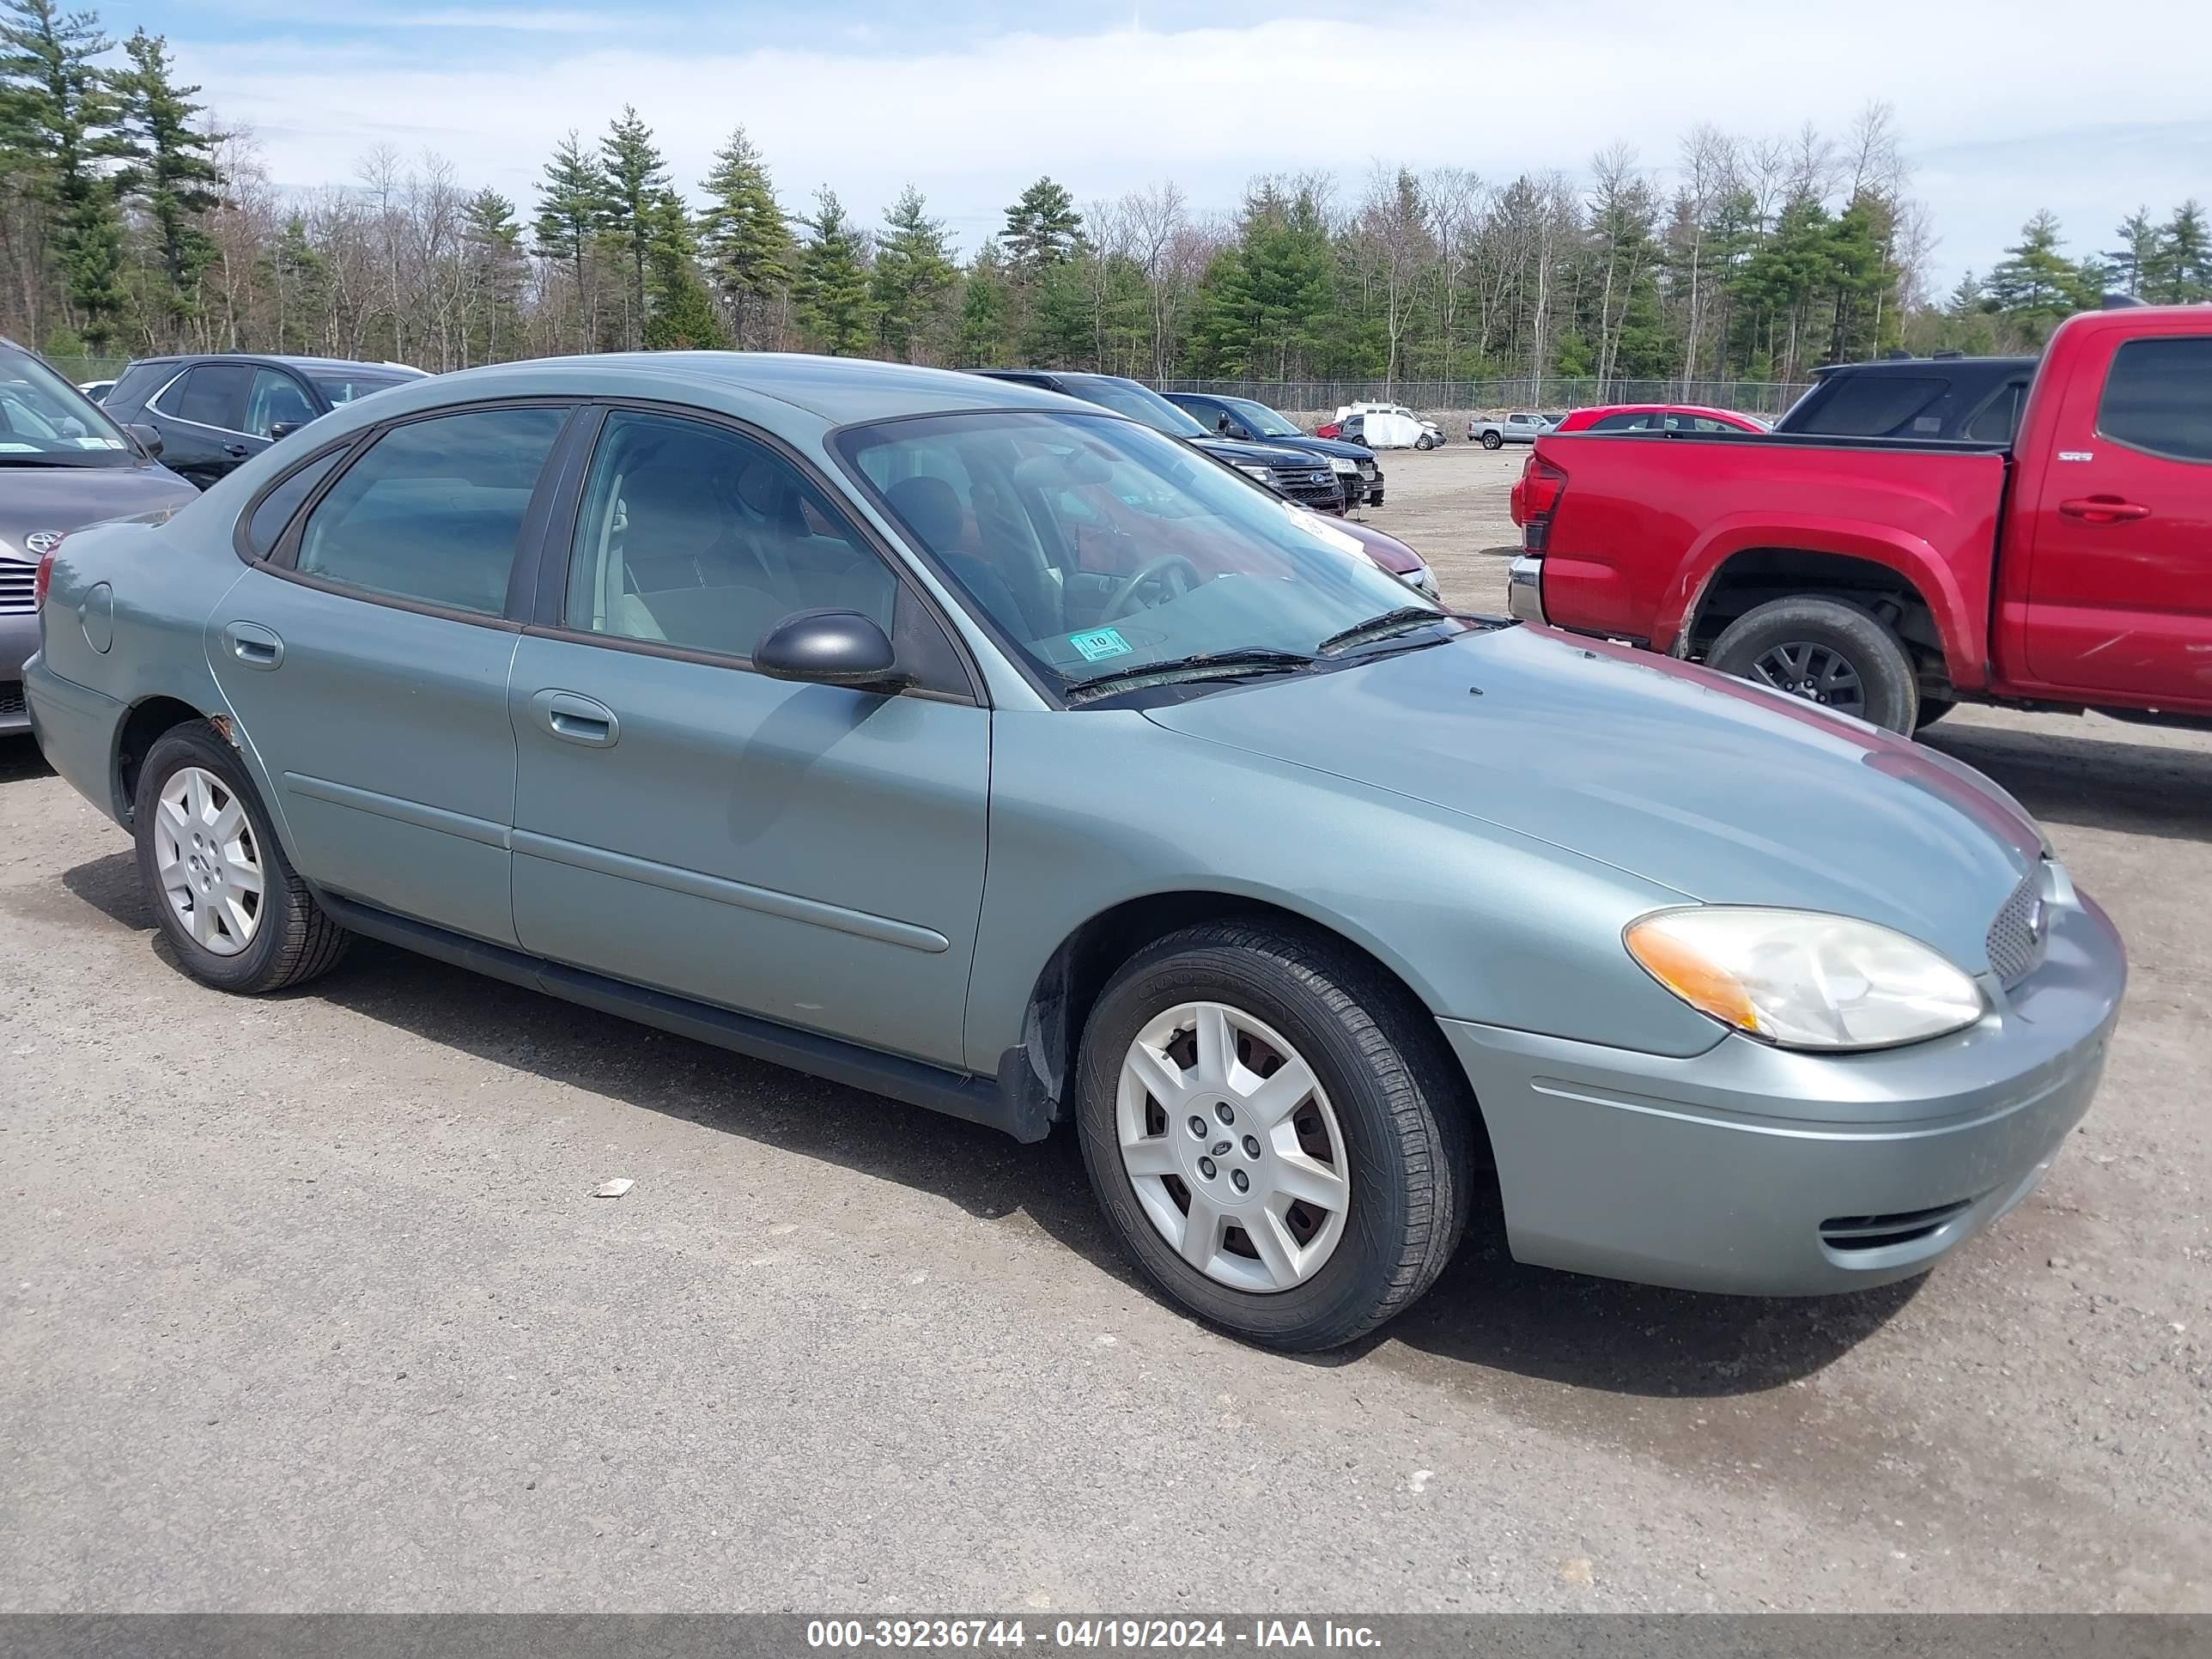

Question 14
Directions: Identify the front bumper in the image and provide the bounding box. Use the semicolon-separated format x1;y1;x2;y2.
1506;555;1547;625
1442;895;2124;1296
0;611;37;732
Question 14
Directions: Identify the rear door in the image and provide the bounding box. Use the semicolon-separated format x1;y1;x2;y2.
2021;331;2212;702
210;402;575;944
146;362;256;487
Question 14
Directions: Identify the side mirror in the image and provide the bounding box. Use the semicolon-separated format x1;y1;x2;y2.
127;422;163;459
269;421;301;441
755;609;908;691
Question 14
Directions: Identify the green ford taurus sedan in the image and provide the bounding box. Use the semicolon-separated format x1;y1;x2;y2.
22;353;2124;1351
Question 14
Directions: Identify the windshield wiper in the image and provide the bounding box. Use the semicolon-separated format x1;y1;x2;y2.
1065;647;1315;702
1316;606;1454;656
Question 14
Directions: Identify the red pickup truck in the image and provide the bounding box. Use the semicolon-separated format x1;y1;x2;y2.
1507;305;2212;734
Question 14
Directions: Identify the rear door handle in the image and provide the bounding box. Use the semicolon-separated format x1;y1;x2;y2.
222;621;283;669
2059;496;2151;523
531;689;619;748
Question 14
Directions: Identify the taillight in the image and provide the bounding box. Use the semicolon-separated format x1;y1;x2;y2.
1519;456;1568;552
33;545;58;607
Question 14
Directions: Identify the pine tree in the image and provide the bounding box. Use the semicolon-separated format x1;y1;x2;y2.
599;105;678;349
955;240;1012;365
532;130;608;349
698;125;793;349
792;188;874;356
464;189;526;362
871;184;956;362
1;0;131;349
2148;200;2210;304
2104;209;2160;298
1982;211;2095;340
1001;176;1083;275
641;195;727;350
112;27;222;331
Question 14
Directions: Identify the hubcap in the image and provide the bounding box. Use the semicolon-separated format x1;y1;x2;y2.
1115;1001;1350;1293
153;766;263;957
1750;640;1864;717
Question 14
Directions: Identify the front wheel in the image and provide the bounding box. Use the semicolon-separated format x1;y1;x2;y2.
133;720;352;993
1074;921;1475;1352
1480;431;1503;451
1706;596;1919;733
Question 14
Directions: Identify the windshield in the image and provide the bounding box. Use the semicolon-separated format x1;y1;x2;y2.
1223;398;1303;439
313;372;414;405
1070;377;1210;438
838;410;1458;695
0;343;137;466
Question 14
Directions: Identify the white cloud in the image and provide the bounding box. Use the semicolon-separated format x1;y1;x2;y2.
173;0;2212;285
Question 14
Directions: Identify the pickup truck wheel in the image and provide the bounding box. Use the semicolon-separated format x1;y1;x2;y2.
1074;921;1474;1352
1480;431;1504;451
132;721;352;994
1708;597;1920;733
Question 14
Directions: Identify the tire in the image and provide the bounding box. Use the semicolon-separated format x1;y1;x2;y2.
1706;596;1919;733
1073;921;1475;1352
1914;696;1957;731
132;720;351;994
1480;431;1503;451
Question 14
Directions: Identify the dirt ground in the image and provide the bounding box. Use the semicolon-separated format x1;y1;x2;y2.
2;441;2208;1613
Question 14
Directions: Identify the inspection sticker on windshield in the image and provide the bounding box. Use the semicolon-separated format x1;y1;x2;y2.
1068;627;1133;662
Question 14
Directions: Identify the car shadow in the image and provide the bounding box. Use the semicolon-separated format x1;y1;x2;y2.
62;846;1912;1398
1923;718;2212;841
0;735;55;784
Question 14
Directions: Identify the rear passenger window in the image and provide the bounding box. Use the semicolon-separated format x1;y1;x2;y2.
294;406;564;615
246;448;345;557
2098;337;2212;463
564;409;895;659
159;363;252;432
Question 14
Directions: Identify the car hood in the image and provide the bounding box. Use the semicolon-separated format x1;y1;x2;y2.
1143;624;2044;973
1325;515;1422;574
1189;435;1329;471
0;462;198;556
1263;434;1376;463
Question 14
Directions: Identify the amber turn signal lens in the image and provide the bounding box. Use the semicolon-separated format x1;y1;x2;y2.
1624;918;1763;1034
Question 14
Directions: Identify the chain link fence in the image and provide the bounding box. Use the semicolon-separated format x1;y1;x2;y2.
1155;377;1813;422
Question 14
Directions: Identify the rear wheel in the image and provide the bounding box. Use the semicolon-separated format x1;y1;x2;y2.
133;721;351;993
1914;696;1957;731
1481;431;1503;451
1074;921;1474;1352
1706;596;1919;734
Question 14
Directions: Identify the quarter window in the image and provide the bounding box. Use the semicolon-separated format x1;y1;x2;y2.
294;405;565;615
245;448;345;558
2097;337;2212;464
565;409;896;659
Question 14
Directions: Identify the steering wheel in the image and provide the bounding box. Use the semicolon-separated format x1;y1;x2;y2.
1103;554;1202;622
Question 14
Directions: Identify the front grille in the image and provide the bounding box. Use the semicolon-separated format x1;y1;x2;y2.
1820;1198;1977;1253
0;684;22;719
1279;471;1342;507
1985;868;2048;986
0;564;33;615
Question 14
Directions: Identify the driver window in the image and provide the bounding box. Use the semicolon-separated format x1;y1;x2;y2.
245;368;316;439
566;409;896;660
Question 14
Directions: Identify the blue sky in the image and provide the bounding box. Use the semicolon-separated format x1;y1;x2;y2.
94;0;2212;294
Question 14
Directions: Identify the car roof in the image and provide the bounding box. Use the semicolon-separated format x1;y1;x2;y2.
294;352;1094;433
123;352;427;374
1809;355;2038;379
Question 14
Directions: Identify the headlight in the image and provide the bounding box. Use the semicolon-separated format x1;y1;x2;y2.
1236;465;1275;484
1624;907;1984;1050
1328;457;1358;476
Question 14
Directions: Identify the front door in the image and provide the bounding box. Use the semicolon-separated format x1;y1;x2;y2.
507;407;991;1067
2022;330;2212;702
210;403;573;945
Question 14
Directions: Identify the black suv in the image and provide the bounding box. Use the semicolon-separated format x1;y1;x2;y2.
102;354;428;489
1164;392;1383;507
1776;354;2037;445
973;370;1349;514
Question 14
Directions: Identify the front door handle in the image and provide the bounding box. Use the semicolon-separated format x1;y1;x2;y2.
531;689;619;748
222;442;250;458
222;621;283;669
2059;495;2151;524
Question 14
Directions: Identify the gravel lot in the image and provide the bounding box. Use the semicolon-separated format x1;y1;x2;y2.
3;441;2208;1613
